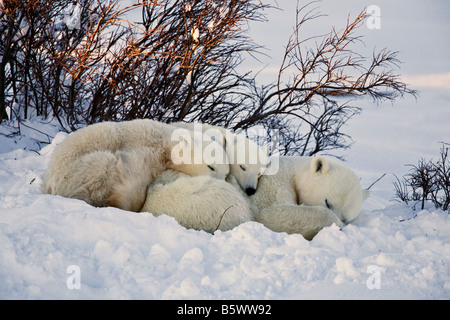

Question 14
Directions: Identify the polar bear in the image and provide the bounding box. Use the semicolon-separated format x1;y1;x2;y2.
139;155;368;240
250;156;369;224
140;170;254;232
238;155;370;239
42;119;229;212
172;122;271;196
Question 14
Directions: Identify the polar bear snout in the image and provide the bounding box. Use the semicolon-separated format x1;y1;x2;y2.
245;187;256;196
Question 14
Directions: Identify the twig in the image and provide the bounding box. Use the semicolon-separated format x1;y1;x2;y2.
367;173;386;190
212;204;235;232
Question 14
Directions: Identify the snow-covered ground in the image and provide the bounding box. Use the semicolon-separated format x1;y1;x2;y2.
0;92;449;300
1;0;449;300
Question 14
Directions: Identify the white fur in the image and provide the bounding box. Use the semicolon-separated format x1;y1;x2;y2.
142;123;368;238
139;155;367;240
42;119;229;212
172;122;270;195
225;133;270;196
237;155;370;239
140;170;254;232
248;156;370;221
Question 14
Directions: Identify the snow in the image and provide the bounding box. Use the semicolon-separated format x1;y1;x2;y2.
0;110;449;300
1;0;449;300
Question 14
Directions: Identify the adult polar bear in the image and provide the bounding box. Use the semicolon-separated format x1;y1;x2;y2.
42;119;229;212
141;154;369;239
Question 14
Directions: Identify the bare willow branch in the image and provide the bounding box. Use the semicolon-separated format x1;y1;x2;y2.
1;0;416;158
232;3;417;156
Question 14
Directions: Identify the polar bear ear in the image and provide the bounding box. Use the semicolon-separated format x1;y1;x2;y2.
311;156;330;174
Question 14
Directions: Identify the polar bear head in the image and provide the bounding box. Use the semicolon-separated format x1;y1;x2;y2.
169;122;272;195
225;133;271;196
296;156;370;224
169;129;230;179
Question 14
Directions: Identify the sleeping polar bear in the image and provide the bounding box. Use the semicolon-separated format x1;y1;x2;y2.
141;155;369;240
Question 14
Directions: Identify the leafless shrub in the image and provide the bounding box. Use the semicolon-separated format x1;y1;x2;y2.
0;0;134;130
394;143;450;212
432;143;450;211
1;0;268;130
232;3;417;155
1;1;417;157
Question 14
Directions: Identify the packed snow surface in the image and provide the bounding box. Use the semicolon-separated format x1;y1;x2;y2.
0;110;449;299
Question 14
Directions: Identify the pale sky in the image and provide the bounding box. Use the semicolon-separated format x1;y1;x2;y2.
122;1;450;89
242;0;450;89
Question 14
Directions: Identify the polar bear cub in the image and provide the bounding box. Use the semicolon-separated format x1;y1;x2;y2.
248;155;370;227
172;122;271;195
42;119;229;212
139;155;368;239
225;155;369;239
140;170;254;232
